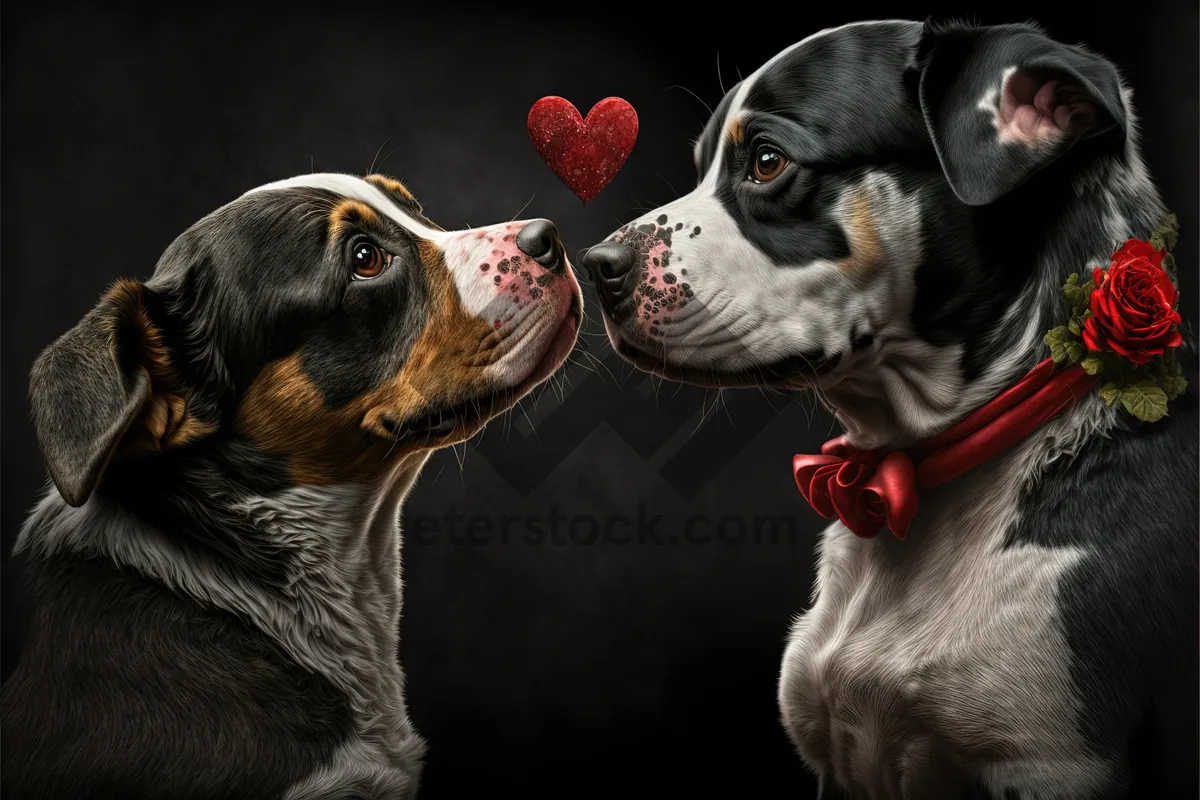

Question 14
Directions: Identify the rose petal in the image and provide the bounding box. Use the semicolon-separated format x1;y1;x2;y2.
1082;318;1105;352
1105;337;1144;361
1115;240;1165;270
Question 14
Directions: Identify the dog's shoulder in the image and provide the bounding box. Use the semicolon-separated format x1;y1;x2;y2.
1007;373;1198;791
0;549;356;800
1008;376;1198;561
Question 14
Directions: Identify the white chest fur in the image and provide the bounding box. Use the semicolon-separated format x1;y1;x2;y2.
778;432;1116;799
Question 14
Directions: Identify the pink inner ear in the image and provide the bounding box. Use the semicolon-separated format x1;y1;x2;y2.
996;69;1097;146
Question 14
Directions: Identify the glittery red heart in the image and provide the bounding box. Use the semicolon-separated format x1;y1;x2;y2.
527;96;638;204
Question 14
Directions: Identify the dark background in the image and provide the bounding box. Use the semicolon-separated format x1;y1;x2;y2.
2;1;1196;796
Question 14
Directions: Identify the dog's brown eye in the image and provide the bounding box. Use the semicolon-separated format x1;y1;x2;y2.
352;242;389;279
751;145;788;183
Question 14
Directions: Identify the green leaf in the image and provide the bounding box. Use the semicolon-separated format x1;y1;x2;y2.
1081;355;1106;376
1163;252;1177;281
1064;341;1085;364
1159;374;1189;401
1152;220;1180;252
1064;273;1080;287
1044;326;1072;362
1100;381;1121;406
1043;326;1070;346
1120;380;1170;423
1068;319;1082;336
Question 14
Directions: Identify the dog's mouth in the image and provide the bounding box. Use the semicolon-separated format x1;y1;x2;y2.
610;327;834;389
391;295;581;446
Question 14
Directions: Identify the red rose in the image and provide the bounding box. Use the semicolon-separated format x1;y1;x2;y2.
1081;239;1183;365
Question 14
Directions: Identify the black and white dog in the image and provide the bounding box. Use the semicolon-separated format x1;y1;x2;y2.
2;174;581;799
582;19;1197;799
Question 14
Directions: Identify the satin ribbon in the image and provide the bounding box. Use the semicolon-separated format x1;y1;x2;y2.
793;359;1099;540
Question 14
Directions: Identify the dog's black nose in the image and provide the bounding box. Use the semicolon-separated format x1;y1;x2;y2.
516;219;565;273
581;242;639;322
581;242;638;281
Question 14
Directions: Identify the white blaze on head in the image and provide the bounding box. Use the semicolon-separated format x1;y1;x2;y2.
244;173;522;318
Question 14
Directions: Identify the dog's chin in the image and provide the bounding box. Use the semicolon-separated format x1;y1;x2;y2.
514;293;582;395
398;296;581;449
605;322;829;389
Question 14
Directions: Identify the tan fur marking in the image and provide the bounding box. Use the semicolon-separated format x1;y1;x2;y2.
837;192;884;279
726;115;745;147
103;279;215;458
238;241;500;484
328;199;382;241
363;174;443;230
365;174;417;204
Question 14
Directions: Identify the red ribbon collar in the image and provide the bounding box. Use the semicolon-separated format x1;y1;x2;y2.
793;358;1099;540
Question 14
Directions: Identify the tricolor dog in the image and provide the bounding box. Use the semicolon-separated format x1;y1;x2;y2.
1;174;581;799
583;19;1197;799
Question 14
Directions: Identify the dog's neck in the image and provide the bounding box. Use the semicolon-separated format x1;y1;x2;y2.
17;449;431;768
227;452;431;684
820;148;1166;451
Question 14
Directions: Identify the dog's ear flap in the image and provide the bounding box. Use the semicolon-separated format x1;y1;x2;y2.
30;279;214;506
917;21;1127;206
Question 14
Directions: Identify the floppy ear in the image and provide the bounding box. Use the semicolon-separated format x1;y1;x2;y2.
918;22;1127;206
29;279;214;506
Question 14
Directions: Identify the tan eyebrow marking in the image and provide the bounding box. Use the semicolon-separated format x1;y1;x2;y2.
365;174;417;204
726;114;745;147
327;199;382;241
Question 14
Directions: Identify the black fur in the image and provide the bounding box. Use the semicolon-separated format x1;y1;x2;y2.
3;179;445;798
694;22;930;270
148;187;432;411
1;552;353;800
602;17;1197;797
688;21;1147;381
918;22;1127;206
1006;356;1200;796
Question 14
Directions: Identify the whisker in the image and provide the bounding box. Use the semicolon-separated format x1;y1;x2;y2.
517;400;540;441
509;189;538;222
580;349;619;386
375;147;401;175
655;173;680;197
367;138;392;177
717;388;739;432
661;83;714;117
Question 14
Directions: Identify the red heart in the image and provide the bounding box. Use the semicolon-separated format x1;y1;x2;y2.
527;96;638;204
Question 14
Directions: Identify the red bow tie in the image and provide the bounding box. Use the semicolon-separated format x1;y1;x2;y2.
793;359;1098;540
